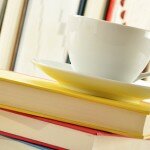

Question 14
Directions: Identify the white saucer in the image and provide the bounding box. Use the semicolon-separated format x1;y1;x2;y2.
33;59;150;101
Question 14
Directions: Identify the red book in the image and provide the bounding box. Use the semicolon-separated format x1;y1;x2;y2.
106;0;116;21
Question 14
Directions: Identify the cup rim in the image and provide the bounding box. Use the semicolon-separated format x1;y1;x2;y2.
70;15;150;33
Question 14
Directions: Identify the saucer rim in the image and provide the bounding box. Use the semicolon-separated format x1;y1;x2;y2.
33;59;150;89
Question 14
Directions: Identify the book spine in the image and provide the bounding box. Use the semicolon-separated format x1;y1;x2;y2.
106;0;116;21
77;0;87;15
0;0;8;30
10;0;29;71
103;0;112;20
0;0;28;70
106;0;126;24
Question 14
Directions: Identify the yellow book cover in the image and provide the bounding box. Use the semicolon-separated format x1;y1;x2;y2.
0;70;150;139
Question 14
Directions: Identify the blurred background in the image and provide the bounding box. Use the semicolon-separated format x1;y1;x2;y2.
0;0;149;82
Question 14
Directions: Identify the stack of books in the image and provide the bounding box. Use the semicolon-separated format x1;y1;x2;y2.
0;69;150;149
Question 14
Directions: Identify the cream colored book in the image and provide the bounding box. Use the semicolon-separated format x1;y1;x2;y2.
0;70;150;138
0;0;28;70
1;109;150;150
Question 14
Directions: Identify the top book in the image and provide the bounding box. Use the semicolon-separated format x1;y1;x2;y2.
0;70;150;139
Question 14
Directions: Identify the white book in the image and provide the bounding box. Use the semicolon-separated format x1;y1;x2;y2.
125;0;150;30
14;0;80;79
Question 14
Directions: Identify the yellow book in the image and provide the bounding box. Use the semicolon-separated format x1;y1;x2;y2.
0;70;150;139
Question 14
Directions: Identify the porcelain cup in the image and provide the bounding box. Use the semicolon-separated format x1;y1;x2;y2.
66;15;150;83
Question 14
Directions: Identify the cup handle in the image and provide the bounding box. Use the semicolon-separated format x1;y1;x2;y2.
135;72;150;81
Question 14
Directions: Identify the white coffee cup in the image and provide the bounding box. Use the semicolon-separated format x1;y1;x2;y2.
66;15;150;83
